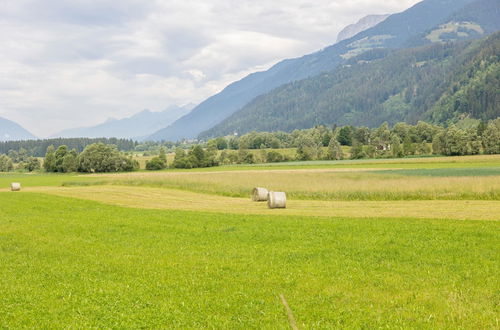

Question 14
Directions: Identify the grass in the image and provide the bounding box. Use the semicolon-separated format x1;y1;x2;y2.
0;172;94;188
1;193;499;328
19;186;500;221
1;154;499;328
377;166;500;177
61;169;500;201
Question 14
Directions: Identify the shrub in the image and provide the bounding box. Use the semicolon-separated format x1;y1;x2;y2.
266;151;284;163
146;157;167;170
23;157;41;172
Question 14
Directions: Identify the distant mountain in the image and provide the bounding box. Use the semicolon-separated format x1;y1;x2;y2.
200;32;500;138
337;15;390;43
149;0;481;141
53;105;194;140
0;117;37;141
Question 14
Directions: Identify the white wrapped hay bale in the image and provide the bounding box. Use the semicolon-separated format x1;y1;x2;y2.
252;187;269;202
11;182;21;191
267;191;287;209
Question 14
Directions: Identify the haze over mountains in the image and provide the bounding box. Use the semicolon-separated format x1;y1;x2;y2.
52;105;194;140
0;117;37;142
148;0;499;141
2;0;498;143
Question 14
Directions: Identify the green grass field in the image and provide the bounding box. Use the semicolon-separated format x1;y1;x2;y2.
1;155;499;328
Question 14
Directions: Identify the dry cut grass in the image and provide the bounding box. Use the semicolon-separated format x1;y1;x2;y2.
21;186;500;221
70;169;500;201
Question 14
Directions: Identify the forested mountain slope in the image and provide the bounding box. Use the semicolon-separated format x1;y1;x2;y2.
149;0;481;141
201;32;500;138
0;117;37;141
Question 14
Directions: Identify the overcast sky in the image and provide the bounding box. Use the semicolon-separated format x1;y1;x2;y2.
0;0;421;137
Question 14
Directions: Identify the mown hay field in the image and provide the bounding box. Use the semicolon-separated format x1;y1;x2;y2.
1;154;499;328
61;155;500;201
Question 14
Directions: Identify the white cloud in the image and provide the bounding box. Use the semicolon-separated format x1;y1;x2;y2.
0;0;421;137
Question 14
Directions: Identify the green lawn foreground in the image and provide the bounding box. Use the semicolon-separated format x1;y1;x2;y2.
1;193;499;328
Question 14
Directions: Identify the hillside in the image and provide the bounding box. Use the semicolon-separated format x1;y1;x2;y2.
53;105;193;140
0;117;37;141
148;0;480;141
201;32;500;138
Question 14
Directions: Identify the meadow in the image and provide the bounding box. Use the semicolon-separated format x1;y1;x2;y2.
1;154;499;328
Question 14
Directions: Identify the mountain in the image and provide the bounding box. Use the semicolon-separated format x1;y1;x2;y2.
53;105;193;140
0;117;37;141
200;32;500;137
336;15;390;43
149;0;481;141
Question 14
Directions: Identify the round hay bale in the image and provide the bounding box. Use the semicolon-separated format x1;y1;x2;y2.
252;187;269;202
11;182;21;191
267;191;286;209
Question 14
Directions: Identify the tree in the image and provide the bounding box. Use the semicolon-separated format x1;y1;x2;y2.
390;134;403;158
214;137;228;150
0;154;14;172
54;145;69;172
432;132;445;155
416;142;431;155
354;127;371;145
326;137;344;160
296;134;321;161
62;151;78;172
350;142;367;159
440;125;470;156
78;143;138;173
23;157;41;172
146;146;168;170
402;136;415;156
337;126;354;146
392;122;410;141
44;145;56;172
477;120;488;137
466;129;482;155
158;147;167;163
172;148;192;169
190;145;206;167
483;120;500;154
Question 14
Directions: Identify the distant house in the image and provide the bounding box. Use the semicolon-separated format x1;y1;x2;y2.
376;143;391;151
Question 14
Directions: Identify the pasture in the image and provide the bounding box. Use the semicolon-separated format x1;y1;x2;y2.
1;155;499;328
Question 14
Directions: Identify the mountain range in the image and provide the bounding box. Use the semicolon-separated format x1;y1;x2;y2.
52;104;194;140
0;117;37;142
148;0;500;141
201;31;500;137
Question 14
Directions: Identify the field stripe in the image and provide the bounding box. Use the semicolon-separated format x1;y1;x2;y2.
13;186;500;221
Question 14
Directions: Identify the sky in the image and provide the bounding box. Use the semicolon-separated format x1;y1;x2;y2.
0;0;421;137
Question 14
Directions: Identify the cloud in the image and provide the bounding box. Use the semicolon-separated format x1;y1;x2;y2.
0;0;421;136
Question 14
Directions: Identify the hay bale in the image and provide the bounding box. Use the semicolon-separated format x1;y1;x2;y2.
10;182;21;191
252;187;269;202
267;191;287;209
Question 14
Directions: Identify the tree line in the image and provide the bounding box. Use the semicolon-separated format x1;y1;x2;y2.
159;118;500;169
43;143;139;173
0;137;137;157
1;119;499;172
